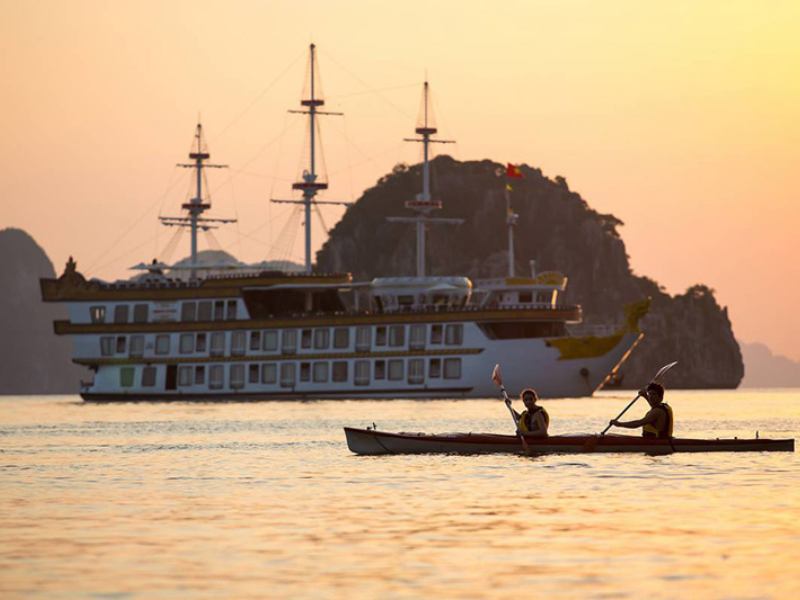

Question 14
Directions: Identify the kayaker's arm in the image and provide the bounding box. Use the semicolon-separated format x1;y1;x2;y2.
612;409;658;429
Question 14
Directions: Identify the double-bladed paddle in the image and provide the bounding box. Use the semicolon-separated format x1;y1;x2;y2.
491;364;530;452
601;361;677;435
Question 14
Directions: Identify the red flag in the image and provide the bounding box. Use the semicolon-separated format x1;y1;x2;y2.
506;163;523;178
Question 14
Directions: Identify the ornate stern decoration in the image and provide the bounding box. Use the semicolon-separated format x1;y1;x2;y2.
546;297;651;360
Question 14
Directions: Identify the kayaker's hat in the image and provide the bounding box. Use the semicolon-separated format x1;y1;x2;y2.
520;388;538;402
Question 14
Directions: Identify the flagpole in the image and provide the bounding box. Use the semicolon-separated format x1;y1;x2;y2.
504;166;520;278
506;183;515;277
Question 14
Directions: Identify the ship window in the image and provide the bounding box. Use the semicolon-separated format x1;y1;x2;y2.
388;359;404;381
120;367;134;388
408;358;424;384
519;292;532;304
262;363;277;384
398;294;414;308
374;360;386;380
537;292;552;305
231;331;246;356
129;335;144;358
230;364;245;389
196;333;207;353
197;301;212;321
300;362;311;382
355;326;371;352
90;306;106;324
354;360;370;386
178;366;192;387
263;330;278;351
314;328;330;350
445;324;463;345
142;366;157;387
155;334;170;355
444;358;461;379
477;321;566;339
409;324;426;350
226;300;237;320
114;305;129;324
100;336;113;356
133;304;149;323
250;331;261;351
375;326;387;346
179;333;194;354
180;302;196;322
248;363;260;384
430;324;443;344
429;358;441;378
301;329;312;349
214;301;225;321
281;330;297;354
115;336;126;354
313;362;329;383
332;361;348;382
389;325;405;347
194;366;205;385
333;328;350;349
210;332;225;356
209;365;224;389
280;363;296;388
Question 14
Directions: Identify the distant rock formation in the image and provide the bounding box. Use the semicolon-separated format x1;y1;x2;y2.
740;342;800;388
317;156;744;389
0;228;87;394
131;250;303;281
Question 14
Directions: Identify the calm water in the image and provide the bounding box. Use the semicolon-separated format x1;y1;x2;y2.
1;390;798;599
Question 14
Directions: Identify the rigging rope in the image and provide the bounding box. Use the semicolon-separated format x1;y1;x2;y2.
85;166;187;273
211;49;306;144
319;48;413;120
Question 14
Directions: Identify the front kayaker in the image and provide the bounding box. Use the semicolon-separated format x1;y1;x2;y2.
510;388;549;437
611;382;673;438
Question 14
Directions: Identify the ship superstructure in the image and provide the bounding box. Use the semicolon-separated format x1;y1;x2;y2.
40;45;646;401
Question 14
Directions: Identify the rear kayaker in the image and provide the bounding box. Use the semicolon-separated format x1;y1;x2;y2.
344;427;795;456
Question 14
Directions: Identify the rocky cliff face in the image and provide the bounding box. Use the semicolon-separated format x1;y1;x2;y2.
0;228;87;394
316;156;743;389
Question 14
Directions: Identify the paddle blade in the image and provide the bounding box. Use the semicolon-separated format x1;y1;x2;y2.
652;361;678;384
491;364;503;387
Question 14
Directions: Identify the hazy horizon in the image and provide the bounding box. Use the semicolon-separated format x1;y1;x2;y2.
2;1;798;361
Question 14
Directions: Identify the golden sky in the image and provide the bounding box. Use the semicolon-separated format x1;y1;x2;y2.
2;0;799;361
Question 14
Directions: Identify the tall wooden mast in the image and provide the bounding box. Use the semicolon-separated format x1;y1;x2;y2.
388;81;462;277
271;44;350;273
159;123;236;281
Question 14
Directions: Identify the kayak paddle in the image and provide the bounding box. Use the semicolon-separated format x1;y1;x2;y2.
491;364;529;452
601;361;677;435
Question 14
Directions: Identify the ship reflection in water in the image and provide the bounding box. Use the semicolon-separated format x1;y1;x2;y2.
1;390;798;598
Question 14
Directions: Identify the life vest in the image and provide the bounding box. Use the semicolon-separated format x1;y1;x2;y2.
518;406;549;434
642;403;673;439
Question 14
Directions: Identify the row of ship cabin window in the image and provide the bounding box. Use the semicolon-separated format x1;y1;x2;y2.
99;324;465;357
119;358;463;389
89;300;239;324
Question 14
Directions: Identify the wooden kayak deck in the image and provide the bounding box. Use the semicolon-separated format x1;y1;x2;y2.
344;427;795;456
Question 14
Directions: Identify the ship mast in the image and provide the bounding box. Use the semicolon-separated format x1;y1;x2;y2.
388;81;462;277
159;123;236;281
271;43;350;274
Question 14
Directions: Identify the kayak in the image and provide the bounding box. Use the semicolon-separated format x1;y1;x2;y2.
344;427;795;456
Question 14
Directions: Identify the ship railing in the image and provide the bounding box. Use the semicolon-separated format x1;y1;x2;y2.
264;303;581;320
567;323;620;337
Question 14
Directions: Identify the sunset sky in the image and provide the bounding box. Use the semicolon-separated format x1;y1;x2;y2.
2;0;799;361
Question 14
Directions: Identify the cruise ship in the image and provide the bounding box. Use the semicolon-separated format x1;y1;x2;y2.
40;45;647;401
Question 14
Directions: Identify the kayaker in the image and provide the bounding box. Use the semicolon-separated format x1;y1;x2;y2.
610;382;673;438
510;388;549;437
